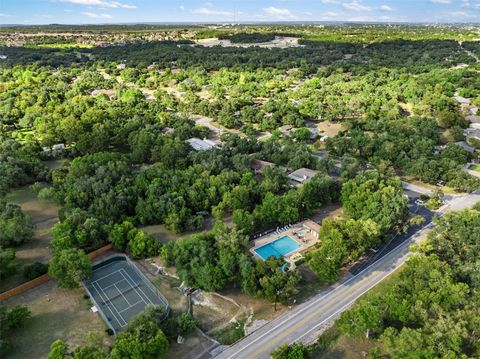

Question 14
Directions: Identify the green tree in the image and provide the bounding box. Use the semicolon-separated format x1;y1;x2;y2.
0;247;17;280
49;248;92;289
0;202;34;247
341;170;408;233
127;231;157;258
0;305;31;355
48;340;69;359
309;221;347;284
271;343;311;359
177;312;197;335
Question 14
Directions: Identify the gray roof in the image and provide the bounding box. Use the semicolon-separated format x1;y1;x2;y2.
288;168;318;183
187;138;219;151
455;141;475;153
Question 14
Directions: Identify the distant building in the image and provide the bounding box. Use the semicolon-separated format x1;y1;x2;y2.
466;115;480;124
187;138;219;151
319;135;329;143
162;127;175;135
455;141;475;153
454;95;470;104
278;125;293;136
116;63;126;70
313;150;327;161
0;55;7;60
465;128;480;142
43;143;66;158
306;127;318;139
288;168;318;187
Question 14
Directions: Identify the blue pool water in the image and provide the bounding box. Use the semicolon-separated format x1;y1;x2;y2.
254;235;301;260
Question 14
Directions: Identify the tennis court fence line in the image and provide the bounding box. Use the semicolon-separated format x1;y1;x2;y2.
0;244;113;302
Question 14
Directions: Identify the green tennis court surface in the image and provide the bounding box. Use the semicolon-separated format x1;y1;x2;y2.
84;256;169;334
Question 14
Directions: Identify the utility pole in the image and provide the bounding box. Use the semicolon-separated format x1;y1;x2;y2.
274;289;281;312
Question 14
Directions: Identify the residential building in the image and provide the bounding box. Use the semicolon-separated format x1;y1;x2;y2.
288;168;318;187
187;138;219;151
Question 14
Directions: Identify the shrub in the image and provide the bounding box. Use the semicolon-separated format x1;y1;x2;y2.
23;261;48;280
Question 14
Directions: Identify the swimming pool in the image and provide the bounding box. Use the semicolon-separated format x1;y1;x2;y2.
254;235;301;260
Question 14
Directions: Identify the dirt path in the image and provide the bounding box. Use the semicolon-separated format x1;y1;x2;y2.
459;41;480;63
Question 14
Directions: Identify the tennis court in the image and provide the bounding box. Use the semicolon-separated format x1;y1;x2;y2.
84;255;169;334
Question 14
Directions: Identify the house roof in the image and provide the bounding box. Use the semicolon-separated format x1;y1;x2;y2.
454;96;470;104
466;115;480;124
288;168;318;183
303;220;321;234
455;141;475;153
187;138;219;151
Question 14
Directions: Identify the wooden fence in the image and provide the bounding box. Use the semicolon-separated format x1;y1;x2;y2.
0;243;114;302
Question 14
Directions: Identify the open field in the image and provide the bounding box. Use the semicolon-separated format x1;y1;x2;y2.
141;217;215;244
402;176;460;195
194;36;303;49
315;121;347;138
1;186;59;292
4;280;110;359
471;164;480;172
310;202;345;223
136;259;219;359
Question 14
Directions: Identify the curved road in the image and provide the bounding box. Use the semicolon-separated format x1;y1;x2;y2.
215;191;480;359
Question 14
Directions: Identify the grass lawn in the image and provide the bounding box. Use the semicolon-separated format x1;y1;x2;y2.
210;320;246;345
5;281;110;359
1;186;59;292
402;176;459;195
470;164;480;172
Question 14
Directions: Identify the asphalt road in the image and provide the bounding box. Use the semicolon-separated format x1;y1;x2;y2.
215;190;480;359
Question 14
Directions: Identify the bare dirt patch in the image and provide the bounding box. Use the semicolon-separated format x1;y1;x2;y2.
310;203;345;223
316;121;346;138
4;281;110;359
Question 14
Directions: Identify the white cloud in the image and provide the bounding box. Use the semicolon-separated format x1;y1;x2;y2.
322;11;341;18
462;0;480;9
61;0;136;9
380;5;393;11
81;11;113;18
179;5;185;11
450;10;477;17
321;0;339;3
0;13;11;17
192;7;234;17
262;6;296;19
342;1;372;12
430;0;452;3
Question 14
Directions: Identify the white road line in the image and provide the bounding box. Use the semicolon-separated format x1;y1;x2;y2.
293;258;405;344
223;233;416;358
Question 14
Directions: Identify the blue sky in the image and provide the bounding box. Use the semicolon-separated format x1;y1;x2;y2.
1;0;479;25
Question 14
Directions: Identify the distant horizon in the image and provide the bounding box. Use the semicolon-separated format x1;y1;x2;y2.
2;0;480;26
1;20;480;27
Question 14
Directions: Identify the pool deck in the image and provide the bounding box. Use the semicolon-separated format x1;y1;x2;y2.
250;221;320;265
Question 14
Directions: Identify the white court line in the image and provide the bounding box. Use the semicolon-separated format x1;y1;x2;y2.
119;269;154;306
91;281;127;327
89;282;122;328
114;282;132;306
92;268;123;287
118;300;144;314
